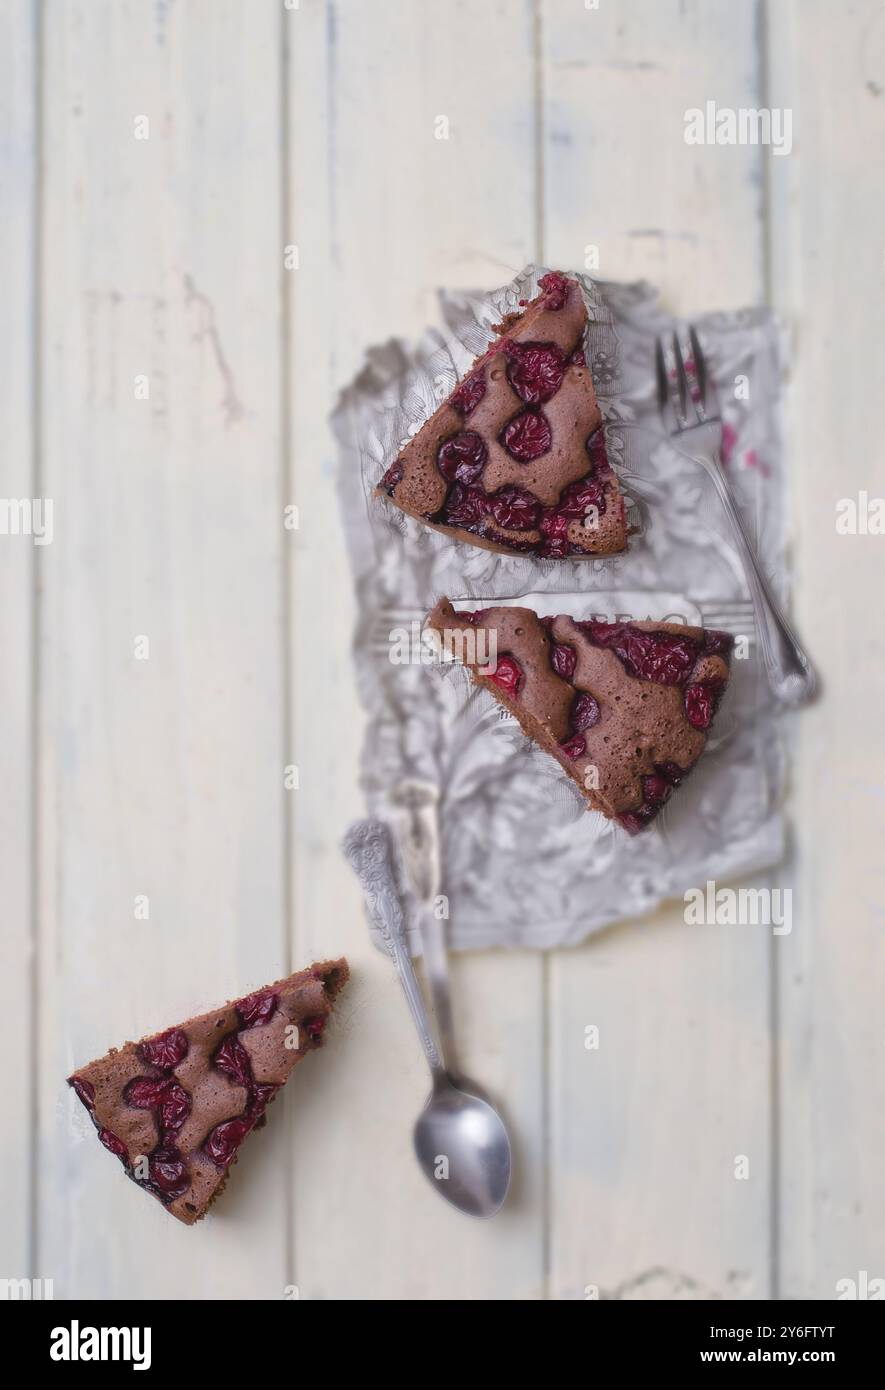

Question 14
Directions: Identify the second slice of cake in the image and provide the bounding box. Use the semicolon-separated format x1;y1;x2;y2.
427;599;733;832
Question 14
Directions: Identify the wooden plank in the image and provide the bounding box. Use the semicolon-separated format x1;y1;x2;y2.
286;0;547;1298
541;0;773;1298
37;0;287;1296
542;0;765;305
0;0;37;1282
769;0;885;1299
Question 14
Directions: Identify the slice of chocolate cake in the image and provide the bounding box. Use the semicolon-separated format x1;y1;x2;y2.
378;271;627;558
68;959;348;1224
427;599;733;832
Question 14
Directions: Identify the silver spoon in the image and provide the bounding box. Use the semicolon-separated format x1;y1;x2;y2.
342;818;512;1217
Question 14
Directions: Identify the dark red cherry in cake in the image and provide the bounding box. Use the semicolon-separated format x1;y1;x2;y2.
451;371;486;416
71;1077;95;1113
248;1083;280;1119
571;692;601;732
380;461;403;494
148;1147;190;1199
158;1083;191;1135
138;1028;188;1071
437;432;487;484
501;409;552;462
236;990;278;1029
213;1036;253;1088
551;644;577;680
99;1128;127;1158
560;734;586;760
480;654;524;698
487;486;541;531
538;270;571;310
703;629;734;656
557;474;606;519
124;1077;173;1110
582;622;699;686
442;482;487;529
504;341;566;405
685;680;724;730
205;1116;253;1168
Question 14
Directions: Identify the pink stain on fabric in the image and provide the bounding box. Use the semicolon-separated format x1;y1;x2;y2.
743;448;771;479
720;422;738;465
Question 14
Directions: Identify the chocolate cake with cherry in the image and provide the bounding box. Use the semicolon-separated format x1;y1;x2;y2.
427;599;733;832
377;271;627;558
68;959;348;1225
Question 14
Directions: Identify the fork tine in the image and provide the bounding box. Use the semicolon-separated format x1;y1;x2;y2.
689;324;708;418
656;335;687;428
671;330;692;423
654;336;670;416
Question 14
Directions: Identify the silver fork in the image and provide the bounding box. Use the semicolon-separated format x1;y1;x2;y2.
655;328;816;705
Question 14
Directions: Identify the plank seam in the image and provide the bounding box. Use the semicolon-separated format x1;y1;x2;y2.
533;0;546;265
758;0;782;1304
542;952;552;1298
535;0;550;1299
281;0;296;1293
28;0;45;1284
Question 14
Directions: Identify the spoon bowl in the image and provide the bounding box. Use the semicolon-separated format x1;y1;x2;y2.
413;1076;512;1218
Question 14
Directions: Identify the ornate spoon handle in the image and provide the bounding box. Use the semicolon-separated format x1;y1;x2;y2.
342;819;442;1073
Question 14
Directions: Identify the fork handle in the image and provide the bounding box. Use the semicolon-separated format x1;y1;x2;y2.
704;460;816;704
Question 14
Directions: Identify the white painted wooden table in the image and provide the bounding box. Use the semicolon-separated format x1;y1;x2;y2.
3;0;884;1301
